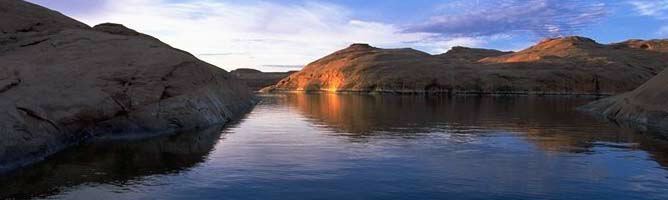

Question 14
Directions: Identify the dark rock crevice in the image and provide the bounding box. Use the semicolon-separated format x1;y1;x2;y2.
19;38;49;47
0;78;20;93
16;107;60;132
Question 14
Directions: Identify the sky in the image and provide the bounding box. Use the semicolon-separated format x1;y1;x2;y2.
27;0;668;72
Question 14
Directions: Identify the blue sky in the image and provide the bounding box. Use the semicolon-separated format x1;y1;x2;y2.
27;0;668;71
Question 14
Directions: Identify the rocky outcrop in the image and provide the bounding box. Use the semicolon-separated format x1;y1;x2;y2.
610;39;668;53
0;0;254;173
580;67;668;132
230;68;296;91
263;37;668;95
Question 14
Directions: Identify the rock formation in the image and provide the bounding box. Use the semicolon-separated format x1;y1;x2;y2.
263;37;668;95
230;68;296;91
580;67;668;132
0;0;254;173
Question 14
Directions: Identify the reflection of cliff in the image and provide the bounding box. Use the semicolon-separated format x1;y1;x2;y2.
285;93;668;166
286;93;596;134
0;126;226;199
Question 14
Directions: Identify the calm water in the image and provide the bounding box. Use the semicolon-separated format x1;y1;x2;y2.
2;94;668;200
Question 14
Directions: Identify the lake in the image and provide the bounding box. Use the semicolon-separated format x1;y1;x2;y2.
2;94;668;200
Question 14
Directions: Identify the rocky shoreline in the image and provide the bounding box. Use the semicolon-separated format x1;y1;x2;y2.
579;68;668;134
263;88;615;96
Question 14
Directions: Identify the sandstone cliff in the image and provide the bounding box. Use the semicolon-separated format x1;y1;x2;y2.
263;37;668;95
0;0;254;173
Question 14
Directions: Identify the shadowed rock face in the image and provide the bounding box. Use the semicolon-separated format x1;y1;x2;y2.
264;37;668;95
230;68;296;91
0;0;254;173
580;67;668;133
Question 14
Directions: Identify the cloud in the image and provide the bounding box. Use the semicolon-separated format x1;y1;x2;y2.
260;65;304;71
629;0;668;19
659;26;668;36
42;0;484;71
405;0;608;38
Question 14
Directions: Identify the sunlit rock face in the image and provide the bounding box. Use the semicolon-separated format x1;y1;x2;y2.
0;0;254;173
479;36;604;63
264;37;668;95
581;67;668;132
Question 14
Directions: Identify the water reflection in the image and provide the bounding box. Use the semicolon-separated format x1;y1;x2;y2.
283;93;668;167
2;94;668;199
0;126;226;199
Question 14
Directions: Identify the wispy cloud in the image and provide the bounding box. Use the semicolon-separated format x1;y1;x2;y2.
628;0;668;19
405;0;608;38
659;26;668;36
45;0;485;71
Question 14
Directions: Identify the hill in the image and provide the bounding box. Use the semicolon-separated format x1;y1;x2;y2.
263;37;668;95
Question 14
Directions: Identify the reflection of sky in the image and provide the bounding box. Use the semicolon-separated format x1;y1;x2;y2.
25;0;668;72
42;94;668;199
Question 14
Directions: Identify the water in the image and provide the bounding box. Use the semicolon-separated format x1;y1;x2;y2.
2;94;668;200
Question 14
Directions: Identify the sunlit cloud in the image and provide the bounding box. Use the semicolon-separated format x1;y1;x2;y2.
29;0;486;71
404;0;608;38
27;0;664;72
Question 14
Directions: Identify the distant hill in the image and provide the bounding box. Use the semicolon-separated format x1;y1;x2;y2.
230;68;297;91
263;36;668;95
